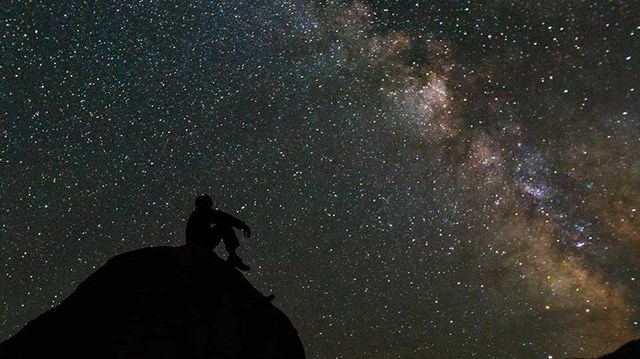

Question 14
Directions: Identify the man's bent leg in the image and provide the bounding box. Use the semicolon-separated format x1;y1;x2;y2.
206;227;223;250
216;225;239;254
216;225;250;271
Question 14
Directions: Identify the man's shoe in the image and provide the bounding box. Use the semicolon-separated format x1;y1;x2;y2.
228;255;250;271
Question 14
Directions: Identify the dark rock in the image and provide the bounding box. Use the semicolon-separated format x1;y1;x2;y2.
598;338;640;359
0;246;305;359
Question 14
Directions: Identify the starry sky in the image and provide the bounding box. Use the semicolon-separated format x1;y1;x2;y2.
1;0;639;358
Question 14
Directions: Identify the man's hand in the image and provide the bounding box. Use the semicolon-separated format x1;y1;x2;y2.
242;225;251;238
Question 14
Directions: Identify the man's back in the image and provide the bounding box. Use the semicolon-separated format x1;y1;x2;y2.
185;208;212;247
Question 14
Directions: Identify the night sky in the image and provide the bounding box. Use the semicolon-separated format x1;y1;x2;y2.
2;1;639;358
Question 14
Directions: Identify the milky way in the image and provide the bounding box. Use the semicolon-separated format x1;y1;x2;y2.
2;1;639;358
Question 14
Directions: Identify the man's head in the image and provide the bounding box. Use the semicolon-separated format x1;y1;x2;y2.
195;194;213;209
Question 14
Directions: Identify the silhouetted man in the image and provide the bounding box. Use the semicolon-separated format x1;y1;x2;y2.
186;194;251;271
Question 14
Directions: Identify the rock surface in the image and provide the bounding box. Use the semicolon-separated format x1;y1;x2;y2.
598;338;640;359
0;246;305;359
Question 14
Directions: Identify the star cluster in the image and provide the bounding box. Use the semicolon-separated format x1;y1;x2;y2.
1;1;639;358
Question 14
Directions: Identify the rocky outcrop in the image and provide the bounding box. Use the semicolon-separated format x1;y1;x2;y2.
598;338;640;359
0;246;305;359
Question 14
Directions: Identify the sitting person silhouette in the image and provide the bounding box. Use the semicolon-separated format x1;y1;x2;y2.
186;194;251;271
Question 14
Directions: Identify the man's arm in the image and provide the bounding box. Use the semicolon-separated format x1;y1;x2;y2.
210;209;251;237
